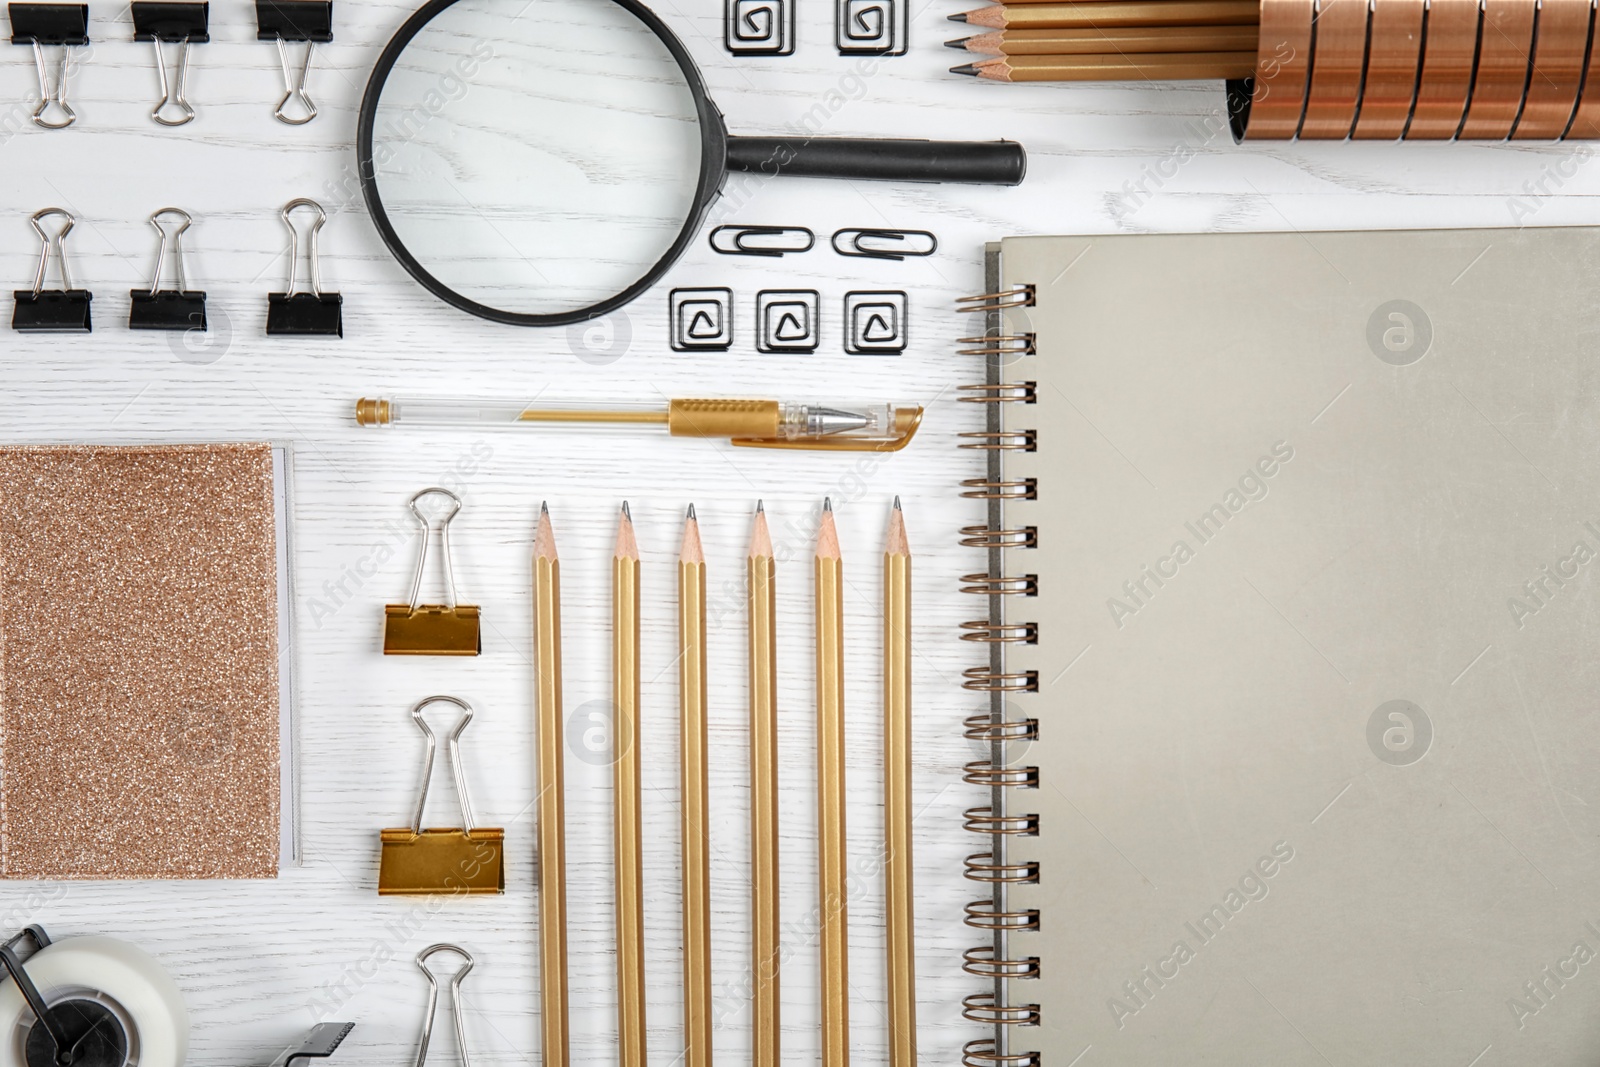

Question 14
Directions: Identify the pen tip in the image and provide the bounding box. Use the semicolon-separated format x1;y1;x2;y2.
894;495;902;510
946;35;969;47
823;496;833;513
621;500;631;520
951;63;979;75
687;502;696;520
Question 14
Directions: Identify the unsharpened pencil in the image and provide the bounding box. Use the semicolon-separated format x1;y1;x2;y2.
949;0;1259;29
949;24;1258;53
953;50;1258;80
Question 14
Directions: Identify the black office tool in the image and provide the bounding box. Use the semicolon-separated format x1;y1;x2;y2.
756;290;818;353
832;228;937;259
12;208;90;333
131;1;208;125
843;290;906;354
267;198;343;337
725;0;791;54
836;0;906;54
129;208;207;332
8;3;87;127
709;225;814;257
267;1024;355;1067
256;0;331;124
670;287;733;351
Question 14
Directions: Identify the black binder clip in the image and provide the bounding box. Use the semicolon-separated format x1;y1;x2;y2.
129;207;206;332
266;1024;354;1067
267;198;342;337
12;208;90;333
131;1;207;126
8;3;88;128
256;0;330;125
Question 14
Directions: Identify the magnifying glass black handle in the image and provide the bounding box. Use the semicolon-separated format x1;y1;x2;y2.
725;137;1026;186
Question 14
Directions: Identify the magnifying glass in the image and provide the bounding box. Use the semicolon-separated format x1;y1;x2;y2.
357;0;1027;327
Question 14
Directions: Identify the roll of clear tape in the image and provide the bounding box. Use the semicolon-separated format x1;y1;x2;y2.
0;936;188;1067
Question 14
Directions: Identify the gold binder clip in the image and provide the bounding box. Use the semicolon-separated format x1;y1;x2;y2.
384;487;481;655
378;696;505;896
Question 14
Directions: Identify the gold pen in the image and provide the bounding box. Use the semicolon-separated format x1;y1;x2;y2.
679;505;712;1067
884;498;916;1067
534;503;570;1067
354;396;923;452
815;499;850;1067
749;502;781;1067
614;503;648;1067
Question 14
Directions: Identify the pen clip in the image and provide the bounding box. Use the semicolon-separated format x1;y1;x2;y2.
731;406;923;452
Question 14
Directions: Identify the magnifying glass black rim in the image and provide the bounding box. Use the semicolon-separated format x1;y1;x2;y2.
357;0;727;328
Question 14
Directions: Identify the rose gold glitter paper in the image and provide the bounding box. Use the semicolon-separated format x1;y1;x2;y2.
0;443;281;879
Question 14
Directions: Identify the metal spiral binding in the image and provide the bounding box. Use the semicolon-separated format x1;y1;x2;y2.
958;275;1041;1067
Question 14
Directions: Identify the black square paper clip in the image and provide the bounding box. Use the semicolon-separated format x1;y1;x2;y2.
12;208;90;333
130;1;207;125
8;3;88;128
384;488;481;656
256;0;330;124
267;198;342;337
129;207;206;332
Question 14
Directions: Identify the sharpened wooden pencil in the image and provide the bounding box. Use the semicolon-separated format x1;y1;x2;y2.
816;499;849;1067
954;50;1257;79
534;503;570;1067
949;0;1258;29
679;505;712;1067
884;499;916;1067
614;502;647;1067
948;23;1258;53
749;502;780;1067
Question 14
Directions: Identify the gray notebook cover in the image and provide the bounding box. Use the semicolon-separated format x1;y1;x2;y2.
995;228;1600;1065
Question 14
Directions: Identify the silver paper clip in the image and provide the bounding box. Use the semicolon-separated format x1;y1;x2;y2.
9;4;89;128
414;945;474;1067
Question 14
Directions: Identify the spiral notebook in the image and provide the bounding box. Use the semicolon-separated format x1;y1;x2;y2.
963;228;1600;1066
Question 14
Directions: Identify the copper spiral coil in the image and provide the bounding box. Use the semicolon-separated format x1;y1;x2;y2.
1243;0;1314;138
956;286;1036;311
962;666;1039;692
963;993;1042;1026
957;334;1038;356
959;479;1038;501
959;571;1039;595
1459;0;1537;138
963;946;1042;980
964;851;1041;883
962;712;1040;741
1568;13;1600;136
964;805;1040;835
963;759;1040;788
1407;0;1480;137
962;1039;1040;1067
958;525;1038;549
964;899;1042;931
958;430;1038;451
1514;0;1591;138
959;382;1038;403
960;619;1039;644
1351;0;1424;138
1300;0;1370;137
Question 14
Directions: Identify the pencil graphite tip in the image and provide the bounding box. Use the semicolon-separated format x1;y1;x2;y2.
756;499;764;514
950;63;979;76
946;35;970;48
947;10;965;20
621;500;632;520
824;496;833;513
894;495;902;511
687;502;696;520
540;499;548;515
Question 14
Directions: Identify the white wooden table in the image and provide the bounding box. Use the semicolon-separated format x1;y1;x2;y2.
1;1;1593;1063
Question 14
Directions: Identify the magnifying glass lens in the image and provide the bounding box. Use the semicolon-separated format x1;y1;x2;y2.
370;0;704;319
